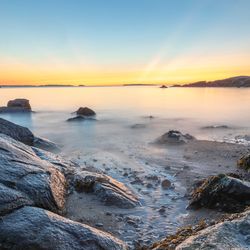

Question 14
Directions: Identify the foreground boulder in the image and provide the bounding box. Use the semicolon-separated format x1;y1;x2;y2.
0;118;34;145
175;210;250;250
76;107;96;116
156;130;195;145
73;170;140;208
33;136;61;152
0;206;127;250
0;134;66;213
150;210;250;250
188;174;250;212
0;183;33;216
238;153;250;171
0;98;32;113
0;118;60;152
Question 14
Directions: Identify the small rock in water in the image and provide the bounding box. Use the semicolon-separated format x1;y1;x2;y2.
156;130;195;144
76;107;96;116
0;98;32;113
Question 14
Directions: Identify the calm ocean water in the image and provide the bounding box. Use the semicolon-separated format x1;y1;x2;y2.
0;86;249;153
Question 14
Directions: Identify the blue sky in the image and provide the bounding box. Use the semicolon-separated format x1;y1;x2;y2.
0;0;250;84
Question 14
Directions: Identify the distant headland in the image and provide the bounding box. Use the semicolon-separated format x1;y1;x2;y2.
174;76;250;88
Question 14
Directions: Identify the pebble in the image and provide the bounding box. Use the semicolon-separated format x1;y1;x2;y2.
95;223;104;227
161;179;171;189
158;207;166;214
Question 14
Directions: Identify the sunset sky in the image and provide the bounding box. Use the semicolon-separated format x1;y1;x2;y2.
1;0;250;85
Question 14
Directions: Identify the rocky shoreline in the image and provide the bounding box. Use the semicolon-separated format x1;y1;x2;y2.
0;107;250;249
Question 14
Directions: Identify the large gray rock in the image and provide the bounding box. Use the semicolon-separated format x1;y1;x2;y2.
176;210;250;249
0;134;66;213
0;118;34;145
156;130;195;145
74;170;140;208
0;98;32;113
32;146;79;179
33;136;61;153
0;118;60;152
0;206;127;250
0;183;33;216
188;174;250;212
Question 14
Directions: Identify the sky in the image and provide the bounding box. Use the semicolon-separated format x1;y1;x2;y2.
0;0;250;85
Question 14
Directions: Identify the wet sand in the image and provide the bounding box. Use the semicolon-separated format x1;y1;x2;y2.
65;138;250;248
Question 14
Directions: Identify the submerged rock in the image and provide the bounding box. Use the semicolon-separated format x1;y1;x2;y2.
0;117;60;152
0;98;32;113
156;130;195;145
238;153;250;171
201;125;230;129
73;170;140;208
67;116;96;122
76;107;96;116
188;174;250;212
0;206;127;250
0;118;34;145
130;124;146;129
67;115;86;122
0;134;66;213
176;210;250;250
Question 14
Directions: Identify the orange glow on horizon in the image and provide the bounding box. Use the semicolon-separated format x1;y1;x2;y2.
1;53;250;86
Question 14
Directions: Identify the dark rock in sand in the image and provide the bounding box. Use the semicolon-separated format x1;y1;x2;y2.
156;130;195;145
0;117;60;152
0;118;34;145
76;107;96;116
73;170;140;208
161;179;171;189
0;134;66;213
0;206;127;250
238;153;250;171
0;98;32;113
188;174;250;212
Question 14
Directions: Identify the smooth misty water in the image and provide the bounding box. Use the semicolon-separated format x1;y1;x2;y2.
0;86;250;150
0;86;250;246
